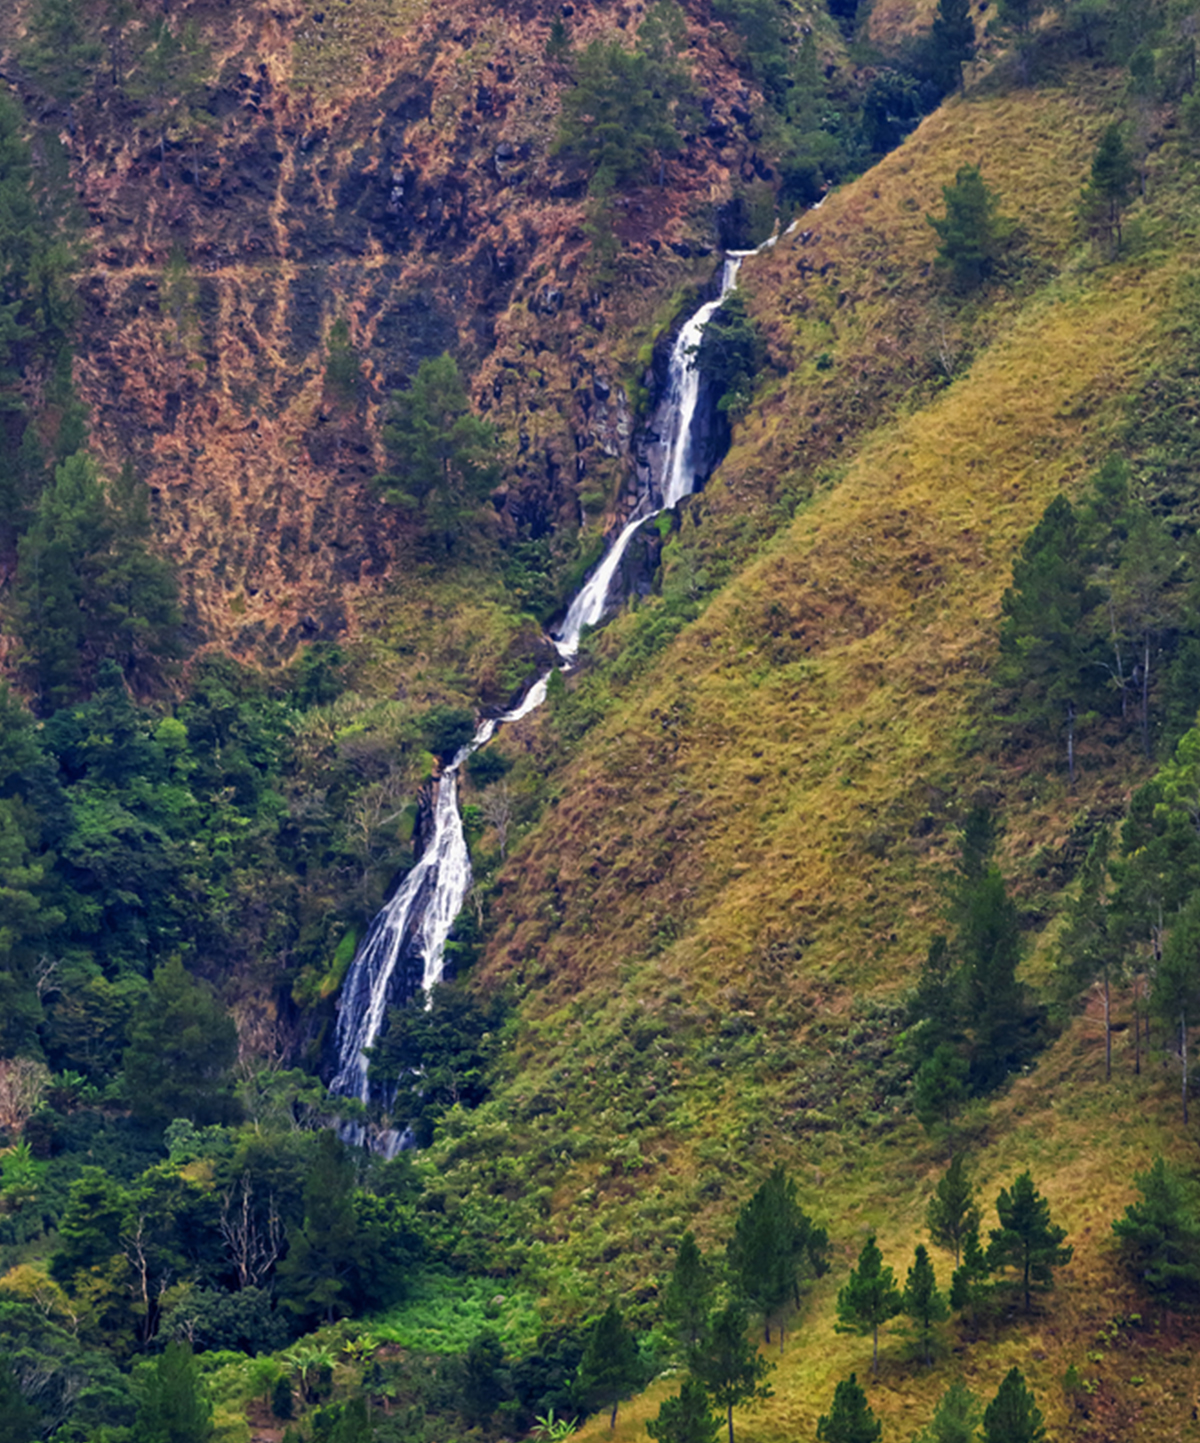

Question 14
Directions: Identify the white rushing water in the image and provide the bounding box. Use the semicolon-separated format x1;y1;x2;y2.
552;253;747;659
330;241;769;1126
328;692;539;1114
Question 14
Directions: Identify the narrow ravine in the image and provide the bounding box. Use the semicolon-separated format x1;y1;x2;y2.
329;245;768;1133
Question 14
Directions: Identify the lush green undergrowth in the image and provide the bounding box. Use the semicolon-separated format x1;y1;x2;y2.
370;1270;542;1355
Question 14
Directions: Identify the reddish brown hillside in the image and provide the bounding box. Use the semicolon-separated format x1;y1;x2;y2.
2;0;791;659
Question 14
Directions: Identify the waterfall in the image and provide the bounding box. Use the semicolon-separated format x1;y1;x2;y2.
330;242;766;1126
552;253;747;659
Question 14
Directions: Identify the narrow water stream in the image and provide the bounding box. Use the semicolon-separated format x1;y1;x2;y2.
329;244;769;1129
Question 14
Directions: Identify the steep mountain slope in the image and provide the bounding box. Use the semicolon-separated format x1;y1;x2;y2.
6;1;1200;1439
1;0;791;668
407;36;1200;1441
482;53;1158;1120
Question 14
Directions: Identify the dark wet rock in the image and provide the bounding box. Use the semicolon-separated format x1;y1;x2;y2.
533;285;564;315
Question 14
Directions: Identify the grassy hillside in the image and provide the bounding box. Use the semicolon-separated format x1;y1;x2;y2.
411;26;1200;1443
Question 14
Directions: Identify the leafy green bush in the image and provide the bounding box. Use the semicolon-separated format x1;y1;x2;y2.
420;704;477;759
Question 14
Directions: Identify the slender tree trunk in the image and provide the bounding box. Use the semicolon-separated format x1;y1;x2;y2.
1067;699;1076;789
872;1323;879;1375
1182;1007;1189;1125
610;1402;619;1431
1134;974;1141;1076
727;1403;734;1443
1109;598;1127;721
1104;968;1112;1080
1142;632;1152;757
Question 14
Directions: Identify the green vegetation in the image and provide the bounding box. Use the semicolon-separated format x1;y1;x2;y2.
690;1304;773;1443
695;295;767;421
980;1368;1044;1443
927;166;1010;291
555;3;696;194
122;958;239;1128
377;354;501;553
985;1173;1072;1313
9;3;1200;1442
915;1379;981;1443
816;1375;880;1443
901;1245;949;1365
835;1236;902;1376
577;1304;642;1429
367;982;506;1146
646;1375;722;1443
1112;1156;1200;1307
928;0;976;94
728;1165;828;1345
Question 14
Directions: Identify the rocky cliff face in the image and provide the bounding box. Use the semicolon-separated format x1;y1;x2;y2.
3;0;779;661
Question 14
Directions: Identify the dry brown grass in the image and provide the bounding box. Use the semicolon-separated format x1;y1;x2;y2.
469;54;1200;1439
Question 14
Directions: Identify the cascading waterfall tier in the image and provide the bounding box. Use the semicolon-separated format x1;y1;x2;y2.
552;253;747;659
328;678;548;1117
330;239;774;1132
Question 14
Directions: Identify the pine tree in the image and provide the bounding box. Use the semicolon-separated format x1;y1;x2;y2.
665;1231;714;1361
137;1340;215;1443
1056;825;1120;1078
816;1374;881;1443
986;1173;1072;1312
1081;124;1136;255
835;1237;902;1375
13;453;182;710
927;166;1008;291
554;18;694;192
728;1165;828;1347
996;494;1102;784
646;1376;723;1443
927;1155;981;1267
1154;888;1200;1123
916;1378;981;1443
577;1304;642;1429
912;1043;969;1132
461;1330;508;1427
100;461;185;696
956;862;1031;1093
902;1245;949;1365
949;1217;990;1323
1112;1156;1200;1307
277;1131;362;1326
13;452;109;709
376;353;500;551
980;1368;1044;1443
929;0;975;93
691;1304;774;1443
1109;508;1176;758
